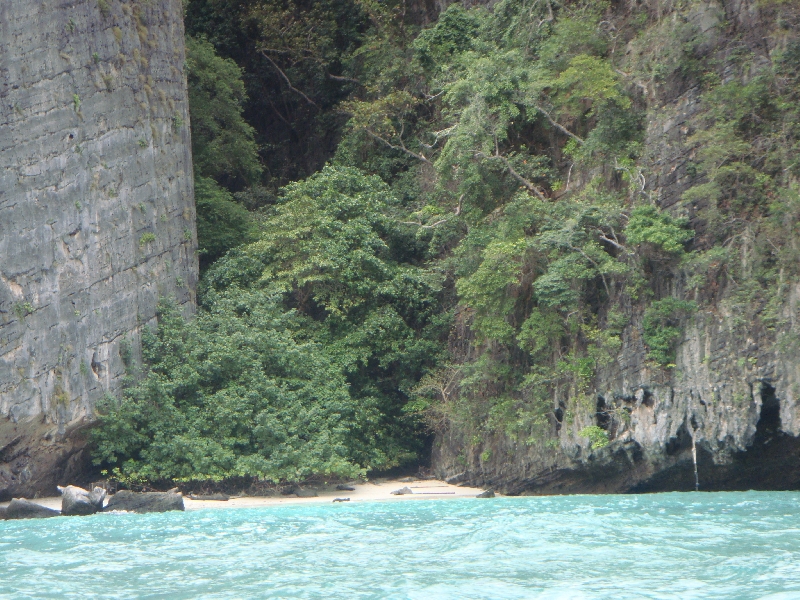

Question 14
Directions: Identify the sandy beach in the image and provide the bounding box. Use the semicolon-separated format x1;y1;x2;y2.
0;478;492;513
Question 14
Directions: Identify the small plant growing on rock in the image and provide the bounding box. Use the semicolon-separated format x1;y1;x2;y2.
139;232;156;246
72;94;81;111
579;426;609;450
14;301;35;320
642;298;697;366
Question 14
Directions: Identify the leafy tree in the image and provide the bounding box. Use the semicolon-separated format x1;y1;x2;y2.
93;293;363;483
194;177;255;270
187;36;262;189
95;167;447;483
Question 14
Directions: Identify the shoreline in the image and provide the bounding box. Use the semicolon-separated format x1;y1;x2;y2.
0;478;491;513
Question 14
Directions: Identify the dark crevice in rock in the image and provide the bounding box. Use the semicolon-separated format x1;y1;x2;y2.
596;396;611;430
665;423;692;456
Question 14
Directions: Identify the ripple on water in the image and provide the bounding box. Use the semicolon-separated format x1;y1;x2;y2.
2;491;800;599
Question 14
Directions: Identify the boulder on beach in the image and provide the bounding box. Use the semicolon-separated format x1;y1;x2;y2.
5;498;61;519
445;472;468;485
294;488;318;498
0;506;7;520
476;490;495;498
58;485;107;516
390;486;413;495
335;484;355;491
332;497;350;502
104;490;185;513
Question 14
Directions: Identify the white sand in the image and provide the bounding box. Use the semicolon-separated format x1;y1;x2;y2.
0;478;492;512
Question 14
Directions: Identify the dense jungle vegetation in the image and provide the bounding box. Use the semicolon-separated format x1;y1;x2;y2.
92;0;800;485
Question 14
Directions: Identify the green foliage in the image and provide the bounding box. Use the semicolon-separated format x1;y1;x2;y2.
642;298;697;366
186;36;261;189
626;205;693;255
185;0;364;187
194;176;254;270
95;167;446;484
579;425;609;450
14;301;35;320
139;233;156;246
92;295;365;483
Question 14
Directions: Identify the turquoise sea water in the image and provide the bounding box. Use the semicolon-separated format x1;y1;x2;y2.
2;491;800;599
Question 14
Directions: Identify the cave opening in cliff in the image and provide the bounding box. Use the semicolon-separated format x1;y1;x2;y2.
755;383;781;443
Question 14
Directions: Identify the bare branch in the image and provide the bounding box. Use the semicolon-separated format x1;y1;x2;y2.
535;105;584;144
328;73;361;84
260;51;319;109
425;89;446;101
569;244;611;297
598;232;626;251
365;129;432;165
475;150;548;201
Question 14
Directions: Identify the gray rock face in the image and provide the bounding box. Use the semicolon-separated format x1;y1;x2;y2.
104;490;184;513
0;506;6;519
58;485;106;516
390;486;413;495
5;498;61;519
476;490;495;498
0;0;198;500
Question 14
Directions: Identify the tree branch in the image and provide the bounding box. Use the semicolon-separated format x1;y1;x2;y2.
535;105;584;144
260;51;319;109
597;231;626;251
475;149;548;201
365;128;432;164
328;73;361;84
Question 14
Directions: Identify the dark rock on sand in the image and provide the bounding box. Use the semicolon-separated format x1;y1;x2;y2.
294;488;318;498
445;472;468;485
0;506;7;520
105;490;184;513
390;486;413;495
59;485;106;516
476;490;495;498
5;498;60;519
333;497;350;502
336;484;355;491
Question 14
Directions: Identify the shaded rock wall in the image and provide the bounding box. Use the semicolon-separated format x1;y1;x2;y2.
0;0;197;500
432;0;800;494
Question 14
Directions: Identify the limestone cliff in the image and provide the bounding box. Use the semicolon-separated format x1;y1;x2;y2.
0;0;197;500
432;0;800;494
